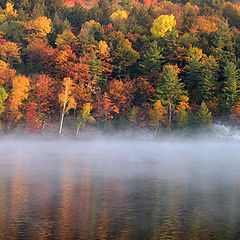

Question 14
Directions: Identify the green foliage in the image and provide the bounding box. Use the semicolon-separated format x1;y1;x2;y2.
156;65;186;107
140;41;164;75
209;22;235;64
112;38;140;77
195;101;212;127
55;30;78;48
161;28;179;59
88;54;104;84
0;21;25;42
220;61;240;113
179;33;198;48
185;56;203;103
64;3;88;32
88;0;115;26
200;56;219;102
2;0;240;134
175;108;189;128
76;103;95;135
222;2;240;29
78;20;101;45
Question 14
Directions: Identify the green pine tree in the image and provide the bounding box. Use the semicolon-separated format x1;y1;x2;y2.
195;101;212;128
209;22;236;64
200;56;218;102
140;41;164;75
88;54;105;88
156;65;187;127
175;108;189;128
185;56;203;103
220;61;240;113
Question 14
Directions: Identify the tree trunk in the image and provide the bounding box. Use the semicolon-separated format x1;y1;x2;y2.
59;103;66;135
76;124;80;136
165;101;172;133
41;121;46;136
155;120;159;135
168;102;172;129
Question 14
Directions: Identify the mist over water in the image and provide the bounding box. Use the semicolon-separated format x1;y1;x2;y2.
0;138;240;239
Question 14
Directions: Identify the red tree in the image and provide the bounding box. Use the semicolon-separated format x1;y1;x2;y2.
25;102;41;133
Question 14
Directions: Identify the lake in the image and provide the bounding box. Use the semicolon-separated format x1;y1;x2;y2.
0;140;239;239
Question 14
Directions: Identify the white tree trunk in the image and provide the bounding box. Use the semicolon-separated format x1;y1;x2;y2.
59;103;66;135
76;124;80;136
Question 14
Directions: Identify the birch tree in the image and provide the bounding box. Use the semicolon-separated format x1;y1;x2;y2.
58;77;76;135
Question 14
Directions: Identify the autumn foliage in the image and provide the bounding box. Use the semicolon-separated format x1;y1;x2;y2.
0;0;240;134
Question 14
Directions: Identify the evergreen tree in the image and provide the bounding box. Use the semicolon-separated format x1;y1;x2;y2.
195;101;212;128
32;0;45;18
185;56;203;103
200;56;219;102
209;22;235;64
49;13;72;46
64;2;88;32
156;65;187;127
45;0;63;17
140;41;164;75
161;28;179;59
201;71;216;101
88;54;104;87
89;0;114;26
220;61;240;113
175;108;189;128
156;65;186;106
222;2;240;30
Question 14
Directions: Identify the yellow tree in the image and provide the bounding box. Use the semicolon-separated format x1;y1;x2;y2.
31;16;52;37
175;96;190;128
58;77;76;135
129;106;140;126
0;41;21;66
0;86;7;129
76;103;95;135
24;16;52;43
186;46;204;62
55;30;79;50
98;41;110;55
176;96;190;112
9;75;30;121
0;2;17;21
110;10;128;29
110;10;128;22
149;100;167;133
0;60;16;87
96;41;113;78
78;20;101;45
151;14;176;38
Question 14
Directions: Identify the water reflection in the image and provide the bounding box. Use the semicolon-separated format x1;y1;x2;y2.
0;140;239;240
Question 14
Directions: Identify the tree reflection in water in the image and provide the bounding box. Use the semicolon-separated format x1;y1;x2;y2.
0;140;239;240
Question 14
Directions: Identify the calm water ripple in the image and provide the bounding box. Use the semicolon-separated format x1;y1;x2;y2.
0;140;239;240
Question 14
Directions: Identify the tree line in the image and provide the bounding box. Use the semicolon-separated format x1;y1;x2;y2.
0;0;240;135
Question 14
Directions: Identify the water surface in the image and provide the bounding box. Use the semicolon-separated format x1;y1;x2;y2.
0;140;239;239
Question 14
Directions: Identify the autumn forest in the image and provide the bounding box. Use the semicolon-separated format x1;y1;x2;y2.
0;0;240;135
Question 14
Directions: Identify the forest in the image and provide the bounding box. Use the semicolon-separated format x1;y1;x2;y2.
0;0;240;135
